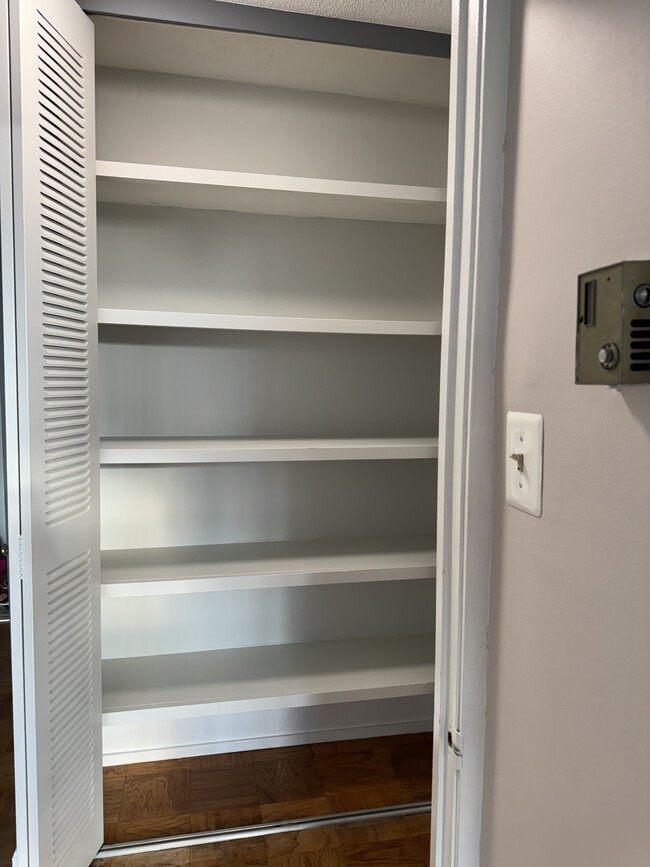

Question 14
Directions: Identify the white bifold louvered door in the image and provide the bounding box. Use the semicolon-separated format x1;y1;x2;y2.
5;0;102;865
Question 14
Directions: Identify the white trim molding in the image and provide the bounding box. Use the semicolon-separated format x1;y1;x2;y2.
432;1;511;865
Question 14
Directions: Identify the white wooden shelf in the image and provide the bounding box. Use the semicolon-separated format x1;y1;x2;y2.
99;437;439;465
101;536;436;597
102;633;435;724
96;161;447;224
97;307;444;337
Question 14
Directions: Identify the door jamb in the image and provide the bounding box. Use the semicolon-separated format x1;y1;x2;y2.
433;1;511;865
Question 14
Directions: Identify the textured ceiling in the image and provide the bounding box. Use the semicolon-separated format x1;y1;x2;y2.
220;0;452;34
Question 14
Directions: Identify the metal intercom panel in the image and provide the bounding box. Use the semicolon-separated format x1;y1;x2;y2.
576;261;650;385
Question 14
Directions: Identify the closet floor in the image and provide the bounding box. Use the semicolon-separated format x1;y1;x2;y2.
94;811;431;866
104;732;433;846
0;622;15;866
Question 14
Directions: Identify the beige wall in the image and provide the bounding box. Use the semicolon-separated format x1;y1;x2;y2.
482;1;650;865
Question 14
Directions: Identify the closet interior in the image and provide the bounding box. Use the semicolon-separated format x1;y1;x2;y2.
92;14;450;770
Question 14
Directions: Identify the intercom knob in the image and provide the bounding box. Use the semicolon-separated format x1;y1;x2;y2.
633;283;650;308
598;342;620;370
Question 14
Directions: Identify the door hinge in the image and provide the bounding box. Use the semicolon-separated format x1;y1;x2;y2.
447;727;464;770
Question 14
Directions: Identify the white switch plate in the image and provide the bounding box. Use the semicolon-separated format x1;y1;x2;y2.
506;412;543;516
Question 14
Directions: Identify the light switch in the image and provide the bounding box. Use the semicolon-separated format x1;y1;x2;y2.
506;412;543;516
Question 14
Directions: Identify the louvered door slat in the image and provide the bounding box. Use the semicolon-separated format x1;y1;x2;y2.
42;198;86;231
5;1;101;865
39;117;85;164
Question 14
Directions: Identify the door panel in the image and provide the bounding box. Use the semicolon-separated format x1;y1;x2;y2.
3;0;101;864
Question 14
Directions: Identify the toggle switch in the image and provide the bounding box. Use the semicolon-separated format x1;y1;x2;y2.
509;452;524;473
506;412;543;516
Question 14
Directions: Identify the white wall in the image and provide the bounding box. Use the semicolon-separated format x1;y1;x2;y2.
221;0;451;33
483;1;650;866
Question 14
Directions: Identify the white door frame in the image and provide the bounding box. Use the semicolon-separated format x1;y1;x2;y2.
432;1;511;865
0;3;30;864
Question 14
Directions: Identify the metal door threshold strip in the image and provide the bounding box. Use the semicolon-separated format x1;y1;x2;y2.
97;801;432;858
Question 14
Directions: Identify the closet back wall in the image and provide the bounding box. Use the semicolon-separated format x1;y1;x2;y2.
97;205;445;322
95;67;448;185
99;330;439;437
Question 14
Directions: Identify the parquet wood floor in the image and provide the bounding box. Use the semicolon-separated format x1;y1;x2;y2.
105;733;433;847
0;624;15;867
92;812;432;866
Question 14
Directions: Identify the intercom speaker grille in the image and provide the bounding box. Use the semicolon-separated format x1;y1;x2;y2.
630;319;650;372
37;11;92;526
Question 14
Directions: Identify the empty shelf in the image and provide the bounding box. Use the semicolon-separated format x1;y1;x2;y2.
98;307;444;336
102;633;435;724
99;437;439;464
101;536;437;597
96;161;447;224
